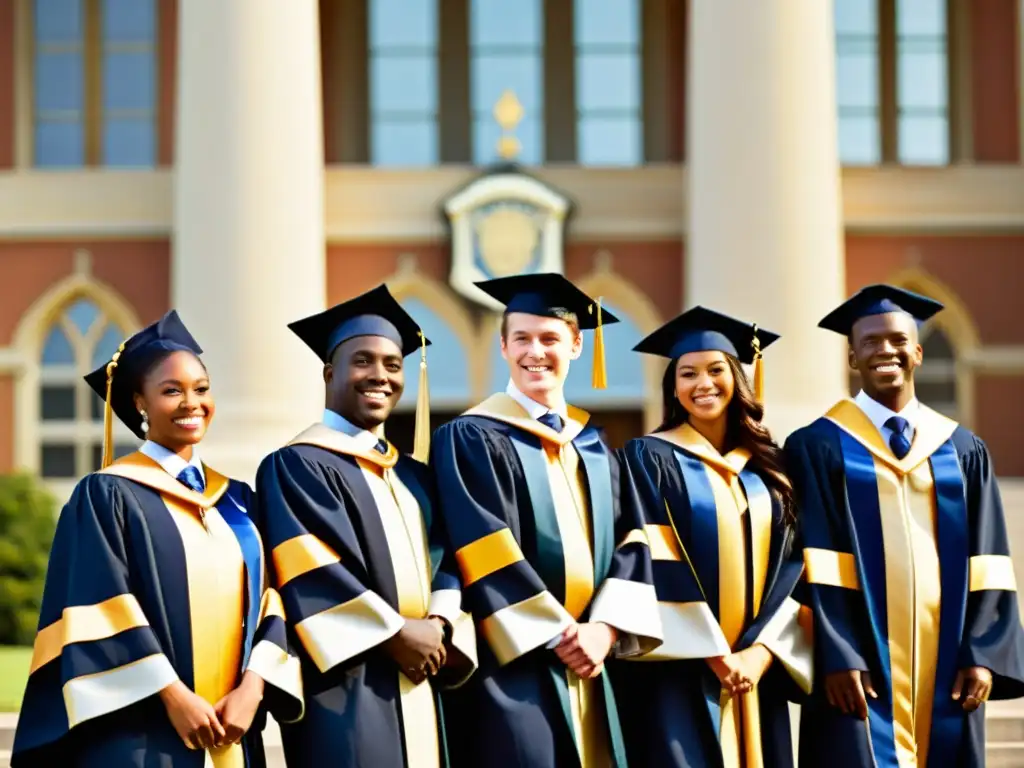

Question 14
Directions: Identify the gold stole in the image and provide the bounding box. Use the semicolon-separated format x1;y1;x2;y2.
652;424;773;768
288;424;440;768
466;394;610;768
827;400;958;768
101;453;247;768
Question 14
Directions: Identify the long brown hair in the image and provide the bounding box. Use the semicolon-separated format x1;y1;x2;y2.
656;354;795;523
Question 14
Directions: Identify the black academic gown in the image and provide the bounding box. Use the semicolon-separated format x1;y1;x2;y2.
431;394;663;768
789;399;1024;768
12;452;303;768
253;424;476;768
611;427;811;768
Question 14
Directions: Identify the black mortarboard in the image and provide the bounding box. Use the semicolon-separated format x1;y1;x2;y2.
632;306;779;365
473;273;621;329
817;284;944;336
287;284;431;363
475;272;619;389
84;310;203;458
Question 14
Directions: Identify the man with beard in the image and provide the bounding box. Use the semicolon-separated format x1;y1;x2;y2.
790;284;1024;767
432;273;663;768
254;285;476;768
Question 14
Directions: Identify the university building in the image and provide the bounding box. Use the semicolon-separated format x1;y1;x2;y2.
0;0;1022;505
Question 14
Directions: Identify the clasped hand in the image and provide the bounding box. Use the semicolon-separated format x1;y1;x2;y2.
554;622;618;679
384;617;447;684
707;645;773;696
160;671;264;751
826;665;992;720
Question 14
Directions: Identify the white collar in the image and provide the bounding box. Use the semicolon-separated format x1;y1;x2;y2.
322;408;383;452
139;440;205;484
854;389;920;433
505;380;567;421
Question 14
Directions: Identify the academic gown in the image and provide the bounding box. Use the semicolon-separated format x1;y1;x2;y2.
253;424;477;768
431;393;664;768
12;452;304;768
611;426;812;768
789;399;1024;768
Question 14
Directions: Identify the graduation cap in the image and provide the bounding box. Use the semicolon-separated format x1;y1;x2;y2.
288;284;433;461
818;284;944;337
84;310;203;466
633;306;780;402
474;273;620;389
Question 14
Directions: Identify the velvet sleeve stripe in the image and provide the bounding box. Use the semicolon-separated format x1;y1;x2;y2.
456;528;525;585
480;591;574;666
645;524;684;562
463;559;557;617
247;588;304;723
969;555;1017;592
804;547;860;590
30;593;150;674
753;596;814;694
272;533;342;588
294;590;406;673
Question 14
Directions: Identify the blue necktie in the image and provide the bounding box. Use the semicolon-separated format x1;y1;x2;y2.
177;465;206;494
885;416;912;459
374;439;388;455
538;412;564;433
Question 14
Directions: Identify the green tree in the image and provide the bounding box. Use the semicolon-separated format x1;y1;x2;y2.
0;473;57;645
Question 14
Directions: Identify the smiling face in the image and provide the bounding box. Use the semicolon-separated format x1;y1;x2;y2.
674;350;735;427
133;351;214;454
849;311;923;405
501;311;582;407
326;335;404;430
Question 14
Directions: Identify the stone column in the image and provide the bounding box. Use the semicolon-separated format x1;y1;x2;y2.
173;1;326;481
687;1;848;438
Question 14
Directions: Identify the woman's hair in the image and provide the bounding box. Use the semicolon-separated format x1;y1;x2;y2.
656;354;795;523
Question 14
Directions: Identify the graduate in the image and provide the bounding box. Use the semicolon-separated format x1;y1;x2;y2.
431;273;663;768
253;285;476;768
12;310;302;768
790;285;1024;767
614;307;812;768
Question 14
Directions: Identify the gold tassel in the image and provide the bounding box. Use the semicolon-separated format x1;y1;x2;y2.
751;324;764;404
591;298;607;390
412;331;431;462
101;342;126;469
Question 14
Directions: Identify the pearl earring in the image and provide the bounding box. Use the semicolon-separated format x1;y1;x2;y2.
139;410;149;434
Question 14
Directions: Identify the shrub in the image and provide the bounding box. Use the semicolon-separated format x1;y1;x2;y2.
0;473;57;645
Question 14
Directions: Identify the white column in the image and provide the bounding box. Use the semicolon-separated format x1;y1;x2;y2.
174;1;326;481
687;1;848;438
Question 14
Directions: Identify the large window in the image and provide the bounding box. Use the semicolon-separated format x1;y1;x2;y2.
835;0;881;164
469;0;544;165
896;0;949;165
39;297;138;479
368;0;439;166
573;0;642;166
33;0;157;168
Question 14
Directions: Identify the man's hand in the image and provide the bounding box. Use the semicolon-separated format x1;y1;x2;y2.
953;666;993;712
159;680;226;750
554;622;618;679
213;670;264;746
383;618;446;683
707;645;774;696
825;670;877;720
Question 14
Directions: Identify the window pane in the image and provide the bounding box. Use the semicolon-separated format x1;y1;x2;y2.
42;325;76;365
41;444;77;478
65;298;101;336
575;0;638;46
370;0;435;49
577;53;640;112
35;120;85;167
839;115;882;164
897;47;947;109
898;115;948;164
473;116;543;166
922;328;954;359
578;117;642;166
836;48;878;109
835;0;876;35
470;0;542;47
897;0;946;35
102;0;155;43
91;442;137;471
35;0;83;42
472;54;543;115
35;52;84;112
90;390;105;421
371;55;436;114
41;385;76;420
92;324;125;369
103;118;156;166
371;121;438;166
103;52;155;111
915;379;956;404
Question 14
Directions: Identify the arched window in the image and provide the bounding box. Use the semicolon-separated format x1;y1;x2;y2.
38;296;138;478
915;324;958;418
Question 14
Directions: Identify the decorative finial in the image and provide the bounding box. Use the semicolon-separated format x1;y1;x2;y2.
493;90;524;161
